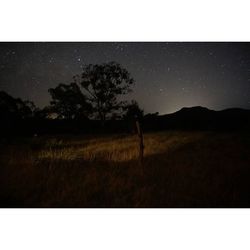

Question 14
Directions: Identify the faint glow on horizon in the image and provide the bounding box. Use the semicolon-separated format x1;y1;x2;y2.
1;42;250;113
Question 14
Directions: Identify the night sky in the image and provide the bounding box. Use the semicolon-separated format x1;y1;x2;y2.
1;42;250;114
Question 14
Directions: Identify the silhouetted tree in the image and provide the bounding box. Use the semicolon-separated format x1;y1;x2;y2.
17;99;37;118
74;62;134;123
0;91;37;120
123;100;144;121
0;91;18;119
48;83;92;120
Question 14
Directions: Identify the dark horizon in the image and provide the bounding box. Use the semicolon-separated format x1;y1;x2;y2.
1;42;250;114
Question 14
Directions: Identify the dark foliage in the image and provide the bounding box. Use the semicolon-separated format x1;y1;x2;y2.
123;100;144;121
74;61;134;122
48;83;92;120
0;91;37;120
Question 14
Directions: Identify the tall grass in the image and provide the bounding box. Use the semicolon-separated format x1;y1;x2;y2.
36;131;206;162
1;131;250;207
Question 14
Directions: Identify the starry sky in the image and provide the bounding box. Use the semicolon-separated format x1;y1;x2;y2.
0;42;250;114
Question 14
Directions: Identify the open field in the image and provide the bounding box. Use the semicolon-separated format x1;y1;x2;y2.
1;131;250;207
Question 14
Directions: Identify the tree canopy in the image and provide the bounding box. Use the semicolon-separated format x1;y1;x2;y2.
74;61;134;121
123;100;144;121
48;82;92;120
48;62;135;121
0;91;37;120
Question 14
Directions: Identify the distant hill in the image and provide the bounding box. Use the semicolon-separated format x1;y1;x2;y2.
143;106;250;131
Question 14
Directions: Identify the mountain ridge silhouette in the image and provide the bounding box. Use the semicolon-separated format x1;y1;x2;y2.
144;106;250;131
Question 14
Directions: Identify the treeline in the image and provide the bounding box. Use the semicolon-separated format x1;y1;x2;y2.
0;62;158;136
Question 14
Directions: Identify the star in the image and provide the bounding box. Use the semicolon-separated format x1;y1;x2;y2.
115;44;125;52
1;42;250;114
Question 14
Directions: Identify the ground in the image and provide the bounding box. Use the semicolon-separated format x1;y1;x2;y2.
1;131;250;207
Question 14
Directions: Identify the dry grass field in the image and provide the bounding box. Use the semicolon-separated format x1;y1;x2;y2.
1;131;250;207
